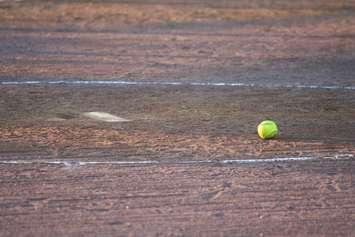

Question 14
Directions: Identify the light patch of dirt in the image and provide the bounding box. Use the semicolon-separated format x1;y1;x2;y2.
1;126;353;158
0;2;334;29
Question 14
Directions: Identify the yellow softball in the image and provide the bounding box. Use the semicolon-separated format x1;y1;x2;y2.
257;120;279;140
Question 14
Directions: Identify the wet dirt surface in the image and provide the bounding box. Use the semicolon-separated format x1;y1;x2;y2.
0;1;355;236
1;1;355;87
1;160;354;236
0;85;355;161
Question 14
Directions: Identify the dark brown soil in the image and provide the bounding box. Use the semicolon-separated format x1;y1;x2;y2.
0;1;354;236
1;160;354;237
0;86;355;161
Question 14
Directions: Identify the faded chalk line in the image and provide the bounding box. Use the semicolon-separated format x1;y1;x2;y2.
0;155;353;166
1;80;355;91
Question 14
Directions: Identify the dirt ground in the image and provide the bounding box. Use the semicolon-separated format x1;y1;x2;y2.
0;1;355;236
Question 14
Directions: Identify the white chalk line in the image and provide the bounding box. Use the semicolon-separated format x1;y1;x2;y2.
1;80;355;90
0;155;353;166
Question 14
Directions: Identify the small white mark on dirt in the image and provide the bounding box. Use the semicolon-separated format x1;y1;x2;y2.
82;112;130;122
